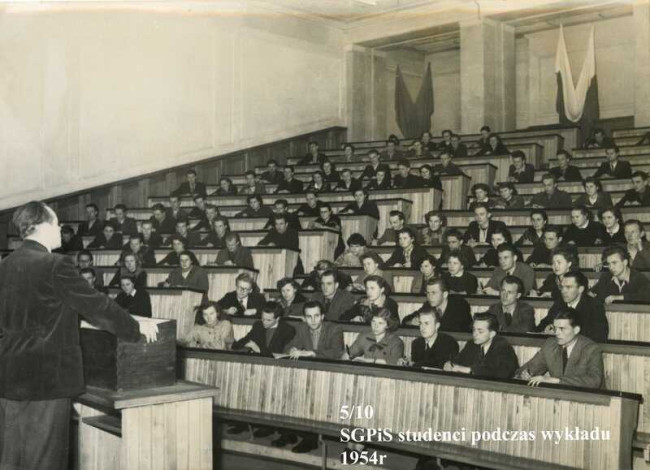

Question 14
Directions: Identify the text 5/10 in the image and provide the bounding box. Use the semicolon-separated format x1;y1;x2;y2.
342;450;386;466
340;405;374;420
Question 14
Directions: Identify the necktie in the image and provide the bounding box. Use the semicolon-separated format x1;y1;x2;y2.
479;347;486;359
323;298;331;313
504;312;513;327
425;343;431;352
562;346;569;373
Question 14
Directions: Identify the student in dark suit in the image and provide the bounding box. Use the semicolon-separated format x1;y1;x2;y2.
232;301;296;355
264;199;302;231
157;235;200;266
444;313;519;379
475;125;492;155
202;216;230;249
593;145;632;179
78;203;104;237
365;169;391;191
55;225;83;253
237;195;274;219
536;247;578;301
463;202;507;247
585;128;615;149
563;206;605;246
439;228;477;267
573;177;613;209
191;204;220;233
616;171;650;207
321;160;340;185
171;169;207;198
87;222;124;250
384;227;432;269
150;203;176;234
213;177;238;197
402;278;472;332
109;252;148;289
118;234;157;268
239;170;266;195
114;276;152;318
335;169;362;193
295;191;322;217
624;219;650;270
109;204;139;236
258;214;300;251
468;183;497;212
529;173;573;208
338;189;380;220
276;166;304;194
0;201;155;470
76;250;105;289
474;133;509;156
161;251;209;296
260;159;284;186
217;272;266;318
140;221;163;249
392;159;422;189
433;152;464;176
514;209;547;247
549;150;583;182
213;232;254;269
441;252;478;295
599;207;626;245
402;308;459;369
305;171;331;194
188;195;208;220
590;245;650;304
508;150;535;184
436;130;452;151
80;268;108;294
447;134;468;158
360;150;392;184
298;141;327;166
340;275;399;325
526;225;564;267
517;310;604;389
486;276;536;333
494;182;525;209
381;139;403;161
536;271;609;343
313;270;356;321
418;164;442;190
276;277;307;318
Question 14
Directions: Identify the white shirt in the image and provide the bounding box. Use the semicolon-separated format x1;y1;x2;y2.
567;296;581;309
564;337;578;359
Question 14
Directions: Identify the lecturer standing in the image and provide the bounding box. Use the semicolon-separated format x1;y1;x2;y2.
0;201;158;470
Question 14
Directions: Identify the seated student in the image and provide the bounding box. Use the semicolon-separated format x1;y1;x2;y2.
232;301;296;355
312;270;356;321
347;252;392;291
563;206;605;246
284;300;344;360
392;159;422;189
399;308;459;369
305;171;331;194
118;234;156;268
447;134;468;158
202;216;230;249
264;199;302;231
188;194;208;220
114;276;152;318
420;211;446;246
440;228;477;267
463;202;507;247
468;183;497;212
335;169;362;193
140;221;163;249
213;232;254;269
435;129;452;151
529;173;573;209
411;255;439;294
171;168;207;198
55;225;83;253
335;233;367;267
536;271;609;343
168;195;189;224
78;203;104;237
443;313;519;379
360;150;392;185
192;204;220;233
478;227;518;268
585;127;615;149
625;219;650;270
494;182;525;209
344;308;404;366
538;246;579;299
217;272;266;317
517;310;604;389
342;143;357;162
340;275;399;324
526;225;564;267
508;150;535;184
109;204;138;236
277;277;307;318
109;252;148;289
381;139;403;161
183;302;234;350
442;252;478;295
261;159;284;186
474;133;509;156
487;276;536;333
338;188;380;220
257;214;299;251
419;131;437;153
167;219;201;248
295;191;322;217
276;166;304;194
374;210;409;246
80;268;107;294
298;140;327;166
161;251;209;295
573;177;613;209
402;278;472;332
418;164;442;190
481;243;535;296
365;168;391;191
549;150;583;182
213;177;238;197
475;125;492;154
302;260;353;292
237;194;274;219
616;171;650;207
599;207;626;245
150;203;177;234
321;160;340;185
158;235;199;266
239;170;266;195
385;228;431;269
87;222;124;250
433;152;464;176
593;145;632;179
515;209;548;247
309;203;345;257
590;245;650;304
407;140;431;160
77;250;104;288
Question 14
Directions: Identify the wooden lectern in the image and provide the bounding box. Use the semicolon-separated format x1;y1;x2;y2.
76;381;218;470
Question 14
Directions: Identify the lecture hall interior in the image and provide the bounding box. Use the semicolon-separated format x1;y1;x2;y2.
3;0;650;469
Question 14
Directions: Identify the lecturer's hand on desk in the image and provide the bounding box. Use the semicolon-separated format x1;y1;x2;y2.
136;319;159;343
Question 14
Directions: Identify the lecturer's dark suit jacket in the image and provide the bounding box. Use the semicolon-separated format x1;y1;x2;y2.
516;335;604;389
232;320;296;357
284;322;344;360
0;240;141;400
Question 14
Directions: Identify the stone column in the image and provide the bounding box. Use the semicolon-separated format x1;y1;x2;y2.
460;18;516;134
634;1;650;127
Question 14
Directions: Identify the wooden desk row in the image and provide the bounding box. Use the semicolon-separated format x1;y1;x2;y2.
614;127;650;139
179;346;639;470
573;145;650;159
511;178;631;196
548;153;650;170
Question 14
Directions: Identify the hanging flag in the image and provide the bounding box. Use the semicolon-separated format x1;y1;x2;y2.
394;63;435;138
415;62;435;134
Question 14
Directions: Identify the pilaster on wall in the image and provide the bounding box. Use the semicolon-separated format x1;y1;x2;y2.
460;18;516;134
634;1;650;127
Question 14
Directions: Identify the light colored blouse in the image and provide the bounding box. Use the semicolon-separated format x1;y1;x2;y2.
185;320;234;350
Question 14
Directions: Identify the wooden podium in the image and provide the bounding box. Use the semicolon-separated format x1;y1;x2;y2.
75;381;218;470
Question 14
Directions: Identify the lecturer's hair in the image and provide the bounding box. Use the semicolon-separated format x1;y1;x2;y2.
13;201;56;239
